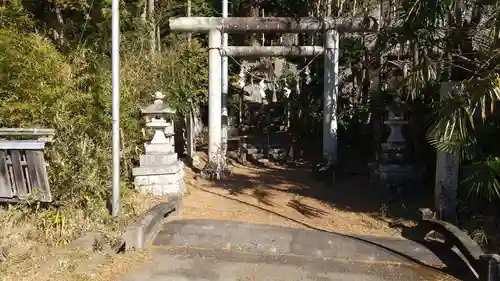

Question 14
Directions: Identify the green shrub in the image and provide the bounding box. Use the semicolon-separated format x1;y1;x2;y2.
0;27;208;208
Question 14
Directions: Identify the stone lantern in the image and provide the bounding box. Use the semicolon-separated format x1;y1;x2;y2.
132;92;185;196
376;99;423;200
381;108;409;164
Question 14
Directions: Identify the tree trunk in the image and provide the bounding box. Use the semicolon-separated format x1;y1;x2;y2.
53;3;65;48
141;1;147;24
326;0;332;17
248;0;260;46
148;0;155;56
372;0;385;161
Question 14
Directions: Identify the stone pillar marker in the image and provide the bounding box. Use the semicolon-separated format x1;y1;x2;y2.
435;81;460;222
132;92;185;196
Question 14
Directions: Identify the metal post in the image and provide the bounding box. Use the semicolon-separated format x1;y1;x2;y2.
111;0;120;217
221;0;229;163
186;0;194;163
208;29;223;169
187;0;192;42
186;99;195;162
323;30;338;165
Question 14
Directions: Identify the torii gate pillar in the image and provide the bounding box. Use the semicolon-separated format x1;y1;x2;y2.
323;30;339;164
208;29;223;171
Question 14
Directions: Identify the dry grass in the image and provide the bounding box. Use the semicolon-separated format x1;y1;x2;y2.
0;191;165;281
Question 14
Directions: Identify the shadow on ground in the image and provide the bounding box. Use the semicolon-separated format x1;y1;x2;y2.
189;148;435;226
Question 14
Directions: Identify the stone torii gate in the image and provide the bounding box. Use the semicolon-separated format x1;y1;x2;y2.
169;16;378;175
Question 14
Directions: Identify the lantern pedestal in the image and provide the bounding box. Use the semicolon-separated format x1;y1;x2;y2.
132;92;185;196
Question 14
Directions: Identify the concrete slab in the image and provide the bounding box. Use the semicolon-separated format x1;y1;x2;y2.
121;246;456;281
153;219;445;266
120;219;458;281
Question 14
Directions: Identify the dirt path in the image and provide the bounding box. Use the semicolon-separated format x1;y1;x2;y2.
181;154;416;237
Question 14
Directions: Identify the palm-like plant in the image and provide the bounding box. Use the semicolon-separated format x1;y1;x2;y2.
377;0;500;202
427;73;500;200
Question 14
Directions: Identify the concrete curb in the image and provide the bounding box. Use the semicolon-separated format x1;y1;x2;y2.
122;194;182;251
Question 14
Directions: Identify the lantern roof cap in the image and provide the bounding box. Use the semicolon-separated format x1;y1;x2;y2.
141;92;176;115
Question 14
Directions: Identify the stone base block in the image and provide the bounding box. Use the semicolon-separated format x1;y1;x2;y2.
134;175;185;196
132;161;184;177
373;164;425;200
140;153;178;166
145;143;175;154
134;170;183;185
132;158;185;196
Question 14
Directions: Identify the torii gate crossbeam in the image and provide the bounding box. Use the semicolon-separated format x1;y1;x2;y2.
169;16;378;176
221;46;324;57
169;17;378;33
